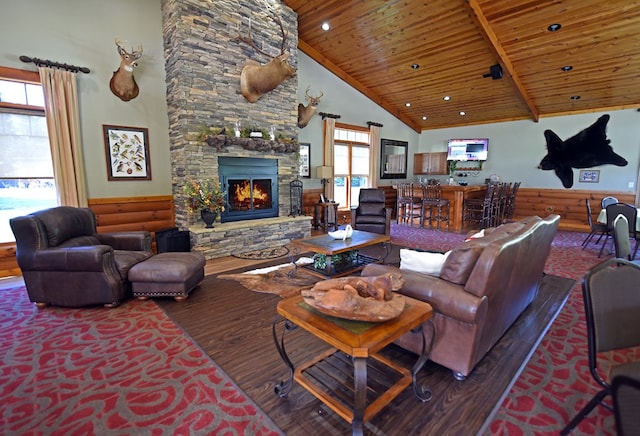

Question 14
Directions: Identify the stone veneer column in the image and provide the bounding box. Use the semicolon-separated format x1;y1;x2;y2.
161;0;300;229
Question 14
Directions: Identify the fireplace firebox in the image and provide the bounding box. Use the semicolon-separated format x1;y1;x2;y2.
218;157;279;222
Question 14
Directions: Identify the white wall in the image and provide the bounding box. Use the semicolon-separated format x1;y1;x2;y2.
296;52;420;188
419;110;640;191
1;0;170;198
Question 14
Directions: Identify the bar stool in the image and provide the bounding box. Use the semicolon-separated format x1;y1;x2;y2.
396;182;422;226
421;181;449;230
464;183;498;229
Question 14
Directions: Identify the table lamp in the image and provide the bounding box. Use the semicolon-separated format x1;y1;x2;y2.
316;166;333;199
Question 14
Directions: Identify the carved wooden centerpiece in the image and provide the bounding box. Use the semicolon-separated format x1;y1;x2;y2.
301;273;406;322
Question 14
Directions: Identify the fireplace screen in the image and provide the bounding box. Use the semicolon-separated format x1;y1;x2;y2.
218;156;279;223
228;178;273;211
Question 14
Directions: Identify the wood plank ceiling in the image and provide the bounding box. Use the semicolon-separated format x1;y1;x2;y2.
282;0;640;132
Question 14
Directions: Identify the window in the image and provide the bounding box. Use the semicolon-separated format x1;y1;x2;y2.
333;125;370;208
0;68;57;242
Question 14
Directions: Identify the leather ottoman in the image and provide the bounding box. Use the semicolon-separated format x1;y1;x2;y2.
129;252;206;301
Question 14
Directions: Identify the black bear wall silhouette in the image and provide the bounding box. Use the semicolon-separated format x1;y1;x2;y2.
538;114;627;188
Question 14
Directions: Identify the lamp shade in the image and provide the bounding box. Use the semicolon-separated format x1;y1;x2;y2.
316;166;333;179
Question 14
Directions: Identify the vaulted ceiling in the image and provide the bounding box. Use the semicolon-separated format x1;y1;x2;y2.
282;0;640;132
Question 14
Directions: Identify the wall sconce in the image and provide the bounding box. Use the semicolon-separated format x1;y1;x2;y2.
316;165;333;196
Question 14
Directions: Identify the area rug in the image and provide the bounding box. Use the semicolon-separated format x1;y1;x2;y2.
232;246;289;260
0;284;283;436
217;257;316;298
157;262;576;435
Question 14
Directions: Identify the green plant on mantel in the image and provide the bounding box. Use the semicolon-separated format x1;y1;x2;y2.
240;126;270;139
194;124;229;144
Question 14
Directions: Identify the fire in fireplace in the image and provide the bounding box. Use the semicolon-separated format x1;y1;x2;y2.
229;179;272;210
218;157;279;222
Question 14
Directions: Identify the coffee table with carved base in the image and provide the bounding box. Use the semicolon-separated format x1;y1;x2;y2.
272;294;434;436
289;230;391;278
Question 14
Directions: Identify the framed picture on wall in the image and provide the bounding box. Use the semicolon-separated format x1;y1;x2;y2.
579;169;600;183
103;124;152;181
299;143;311;178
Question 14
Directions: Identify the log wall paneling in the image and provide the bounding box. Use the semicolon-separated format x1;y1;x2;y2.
513;189;635;232
2;189;635;278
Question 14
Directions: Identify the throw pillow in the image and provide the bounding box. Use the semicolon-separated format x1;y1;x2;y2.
400;249;451;276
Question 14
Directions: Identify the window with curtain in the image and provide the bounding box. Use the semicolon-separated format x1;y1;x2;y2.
0;69;57;242
333;125;370;209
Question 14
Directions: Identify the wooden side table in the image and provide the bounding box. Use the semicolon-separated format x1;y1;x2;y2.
314;202;339;232
272;294;434;436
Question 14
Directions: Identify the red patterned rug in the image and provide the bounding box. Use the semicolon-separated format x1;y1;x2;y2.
0;283;283;435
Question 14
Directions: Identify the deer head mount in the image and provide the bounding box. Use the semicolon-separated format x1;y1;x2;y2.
297;86;323;128
237;6;296;103
109;38;143;102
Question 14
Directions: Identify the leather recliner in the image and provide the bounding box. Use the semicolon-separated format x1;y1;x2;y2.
350;188;392;235
10;206;153;308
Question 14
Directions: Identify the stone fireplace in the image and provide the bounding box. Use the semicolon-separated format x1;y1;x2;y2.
161;0;311;259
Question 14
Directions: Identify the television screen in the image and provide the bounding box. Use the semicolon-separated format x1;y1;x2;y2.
447;138;489;161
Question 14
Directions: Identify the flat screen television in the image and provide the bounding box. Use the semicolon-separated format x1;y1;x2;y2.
447;138;489;161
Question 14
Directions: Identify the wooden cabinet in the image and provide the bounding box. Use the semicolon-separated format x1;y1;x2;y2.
413;152;447;175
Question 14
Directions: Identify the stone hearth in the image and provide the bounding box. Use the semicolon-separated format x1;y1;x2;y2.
190;215;311;259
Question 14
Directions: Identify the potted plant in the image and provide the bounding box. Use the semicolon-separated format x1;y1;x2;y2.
184;178;227;228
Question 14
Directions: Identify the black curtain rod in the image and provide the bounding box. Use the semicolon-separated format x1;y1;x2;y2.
319;112;341;119
19;55;90;74
366;121;383;127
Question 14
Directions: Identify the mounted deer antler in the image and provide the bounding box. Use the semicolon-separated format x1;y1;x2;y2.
109;38;143;102
297;86;323;128
237;7;296;103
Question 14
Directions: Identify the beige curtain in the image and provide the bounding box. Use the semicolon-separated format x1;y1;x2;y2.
323;118;336;199
369;125;380;187
39;67;88;207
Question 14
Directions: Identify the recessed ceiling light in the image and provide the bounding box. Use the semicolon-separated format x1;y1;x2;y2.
561;65;573;72
443;96;451;101
548;23;562;32
405;102;411;107
411;63;420;69
422;116;428;120
459;111;466;116
570;95;581;100
321;22;330;31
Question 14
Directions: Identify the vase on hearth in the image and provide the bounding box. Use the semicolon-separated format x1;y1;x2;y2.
200;209;217;228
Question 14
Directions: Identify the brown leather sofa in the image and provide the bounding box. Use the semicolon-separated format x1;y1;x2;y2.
10;206;153;308
361;214;560;380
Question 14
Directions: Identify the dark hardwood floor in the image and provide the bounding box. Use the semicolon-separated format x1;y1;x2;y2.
157;261;574;435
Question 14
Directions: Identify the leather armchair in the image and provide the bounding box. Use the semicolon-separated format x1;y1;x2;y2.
10;206;153;308
350;188;392;235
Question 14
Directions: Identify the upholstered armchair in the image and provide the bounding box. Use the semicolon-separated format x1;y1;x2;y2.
350;188;392;235
10;206;153;308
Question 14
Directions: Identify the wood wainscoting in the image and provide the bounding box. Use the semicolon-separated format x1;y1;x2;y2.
0;188;633;278
513;188;635;232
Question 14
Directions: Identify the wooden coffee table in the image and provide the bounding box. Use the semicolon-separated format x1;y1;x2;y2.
290;230;391;278
272;294;434;436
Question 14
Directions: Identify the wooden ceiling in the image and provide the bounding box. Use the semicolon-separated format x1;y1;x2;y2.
282;0;640;132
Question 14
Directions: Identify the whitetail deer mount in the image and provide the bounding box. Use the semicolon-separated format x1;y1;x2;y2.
297;86;323;128
109;39;143;102
237;7;296;103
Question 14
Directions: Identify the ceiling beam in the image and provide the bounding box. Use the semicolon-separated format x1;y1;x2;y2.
465;0;540;122
297;39;422;133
